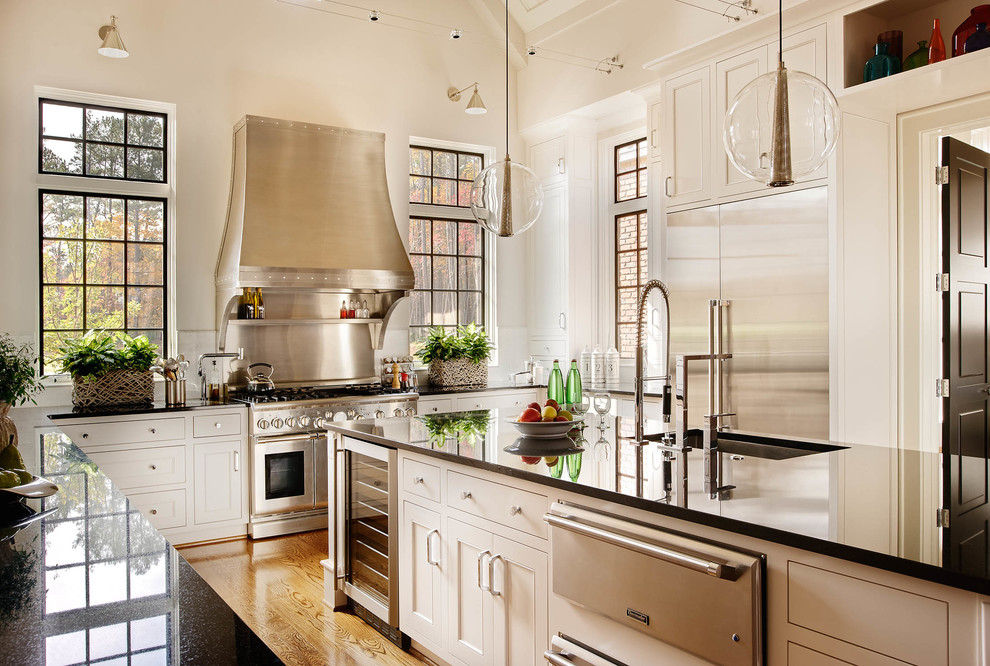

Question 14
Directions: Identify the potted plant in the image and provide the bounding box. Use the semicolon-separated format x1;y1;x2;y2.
416;324;494;389
0;334;44;451
57;331;158;407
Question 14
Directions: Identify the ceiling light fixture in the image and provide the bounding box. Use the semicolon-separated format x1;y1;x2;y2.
468;3;543;237
368;9;380;21
722;0;838;187
450;29;462;39
97;15;129;58
447;83;487;114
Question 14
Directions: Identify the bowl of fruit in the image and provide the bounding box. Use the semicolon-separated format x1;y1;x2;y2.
507;399;583;439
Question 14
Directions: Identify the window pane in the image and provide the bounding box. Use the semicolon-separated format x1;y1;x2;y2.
618;323;638;357
618;288;638;323
617;214;638;251
410;176;430;203
412;255;431;289
433;256;455;290
432;179;456;206
126;330;164;353
127;113;164;147
411;291;430;326
638;170;648;198
433;151;456;178
42;103;83;138
42;139;82;174
639;213;648;248
86;242;125;284
459;292;482;326
617;252;638;288
432;220;456;254
86;197;125;240
42;332;76;375
617;143;638;173
409;326;429;354
127;200;165;242
617;172;638;201
458;257;482;290
458;222;481;256
458;181;473;207
410;148;432;176
432;292;457;326
87;286;125;328
638;140;648;167
85;109;125;143
42;240;84;283
127;147;164;181
127;287;164;328
42;193;84;238
409;218;430;253
86;143;125;178
459;154;482;180
639;250;649;284
43;286;83;329
127;244;164;285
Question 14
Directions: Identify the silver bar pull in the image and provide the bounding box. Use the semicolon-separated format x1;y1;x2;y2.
233;450;240;473
544;513;729;579
488;554;504;597
544;652;575;666
477;550;491;592
665;175;673;197
426;529;440;566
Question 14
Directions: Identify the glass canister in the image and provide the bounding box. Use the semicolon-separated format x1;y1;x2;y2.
953;5;990;56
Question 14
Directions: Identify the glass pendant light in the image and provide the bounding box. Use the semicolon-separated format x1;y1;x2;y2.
723;0;839;187
470;2;543;237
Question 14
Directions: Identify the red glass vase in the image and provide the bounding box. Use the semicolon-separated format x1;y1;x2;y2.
953;5;990;57
930;19;947;63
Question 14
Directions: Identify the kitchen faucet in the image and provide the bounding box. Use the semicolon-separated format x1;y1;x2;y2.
197;348;244;401
634;280;673;444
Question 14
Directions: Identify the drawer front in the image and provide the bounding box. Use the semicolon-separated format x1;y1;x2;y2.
529;338;566;358
418;397;454;414
454;391;538;412
193;412;242;438
128;489;187;530
402;457;441;503
88;446;186;490
446;470;548;538
61;417;185;449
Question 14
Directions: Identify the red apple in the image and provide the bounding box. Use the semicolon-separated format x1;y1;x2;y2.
520;456;541;465
545;398;560;411
518;408;542;423
527;402;541;411
541;416;555;422
554;415;568;422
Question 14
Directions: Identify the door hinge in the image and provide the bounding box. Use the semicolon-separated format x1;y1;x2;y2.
936;166;950;185
936;273;950;292
937;508;950;528
936;379;950;397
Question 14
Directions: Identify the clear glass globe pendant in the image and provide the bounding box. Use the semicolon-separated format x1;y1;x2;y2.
723;62;840;187
470;155;544;237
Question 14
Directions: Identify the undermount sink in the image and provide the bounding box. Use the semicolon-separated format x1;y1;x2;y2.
715;432;848;461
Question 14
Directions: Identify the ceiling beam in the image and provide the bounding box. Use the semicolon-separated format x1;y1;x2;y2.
465;0;529;68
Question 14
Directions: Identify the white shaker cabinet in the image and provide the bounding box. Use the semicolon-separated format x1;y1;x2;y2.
400;501;445;654
490;534;548;666
527;183;568;342
662;65;712;209
446;517;495;666
193;439;243;524
715;45;769;198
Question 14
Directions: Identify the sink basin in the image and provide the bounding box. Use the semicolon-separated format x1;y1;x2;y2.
715;432;848;460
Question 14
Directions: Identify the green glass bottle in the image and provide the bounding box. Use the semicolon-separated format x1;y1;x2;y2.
565;359;582;408
566;452;583;482
547;360;565;405
549;455;565;479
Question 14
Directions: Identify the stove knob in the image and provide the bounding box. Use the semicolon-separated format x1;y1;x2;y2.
271;417;284;429
393;408;404;417
257;419;270;430
354;414;366;420
346;409;357;419
285;417;297;429
405;407;416;417
313;417;325;429
375;410;385;419
298;415;311;427
325;411;333;420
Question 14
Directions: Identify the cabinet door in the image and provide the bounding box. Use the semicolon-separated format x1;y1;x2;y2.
662;66;711;208
400;501;444;652
193;440;243;524
527;184;568;339
491;536;548;666
530;136;565;184
715;45;769;197
781;24;828;182
446;518;494;666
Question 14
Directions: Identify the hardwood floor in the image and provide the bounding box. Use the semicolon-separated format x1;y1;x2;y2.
178;530;430;666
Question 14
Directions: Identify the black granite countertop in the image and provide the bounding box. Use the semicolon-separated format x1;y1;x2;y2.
327;407;988;595
48;399;246;421
0;437;281;664
418;381;547;396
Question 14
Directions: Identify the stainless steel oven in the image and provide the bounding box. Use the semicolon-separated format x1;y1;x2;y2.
250;432;328;537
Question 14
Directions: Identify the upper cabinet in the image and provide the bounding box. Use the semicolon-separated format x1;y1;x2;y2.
714;46;769;199
661;66;712;208
530;136;566;184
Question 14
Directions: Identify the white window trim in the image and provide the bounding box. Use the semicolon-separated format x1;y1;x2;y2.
408;136;498;366
35;86;177;383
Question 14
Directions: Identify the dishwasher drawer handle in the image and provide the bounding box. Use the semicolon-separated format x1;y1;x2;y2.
545;652;574;666
544;512;730;579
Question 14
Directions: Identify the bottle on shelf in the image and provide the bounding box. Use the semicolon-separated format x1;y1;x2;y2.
348;298;356;319
547;360;565;405
565;359;583;407
964;22;990;53
361;299;370;318
237;287;251;319
340;300;348;319
929;19;946;63
255;287;265;319
244;287;256;319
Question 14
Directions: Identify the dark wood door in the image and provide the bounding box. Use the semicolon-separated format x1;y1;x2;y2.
942;136;990;577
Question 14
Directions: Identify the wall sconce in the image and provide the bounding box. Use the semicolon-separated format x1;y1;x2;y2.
447;83;486;115
97;15;129;58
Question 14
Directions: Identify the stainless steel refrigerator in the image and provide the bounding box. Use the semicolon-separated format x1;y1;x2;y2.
664;186;829;440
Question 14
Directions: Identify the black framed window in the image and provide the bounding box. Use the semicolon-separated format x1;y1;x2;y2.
409;146;484;207
40;99;167;183
39;191;167;374
615;138;647;202
615;210;648;358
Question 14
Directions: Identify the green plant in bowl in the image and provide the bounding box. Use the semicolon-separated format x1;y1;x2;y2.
415;324;494;364
56;331;158;380
0;334;44;408
417;410;493;448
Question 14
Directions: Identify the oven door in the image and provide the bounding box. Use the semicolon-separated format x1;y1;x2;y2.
253;434;316;516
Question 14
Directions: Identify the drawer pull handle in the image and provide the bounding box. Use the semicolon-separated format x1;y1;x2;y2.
233;450;240;473
150;509;158;515
544;652;576;666
215;422;222;429
460;491;472;500
477;550;491;592
509;505;522;516
150;428;157;434
150;464;158;471
488;554;504;597
665;175;673;197
412;476;424;484
426;529;440;566
82;433;89;439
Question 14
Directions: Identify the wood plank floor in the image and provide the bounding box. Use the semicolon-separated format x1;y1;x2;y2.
178;530;430;666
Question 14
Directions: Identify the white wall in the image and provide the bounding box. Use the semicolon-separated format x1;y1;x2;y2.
0;0;532;395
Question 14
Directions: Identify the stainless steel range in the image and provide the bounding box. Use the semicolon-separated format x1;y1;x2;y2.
232;384;417;539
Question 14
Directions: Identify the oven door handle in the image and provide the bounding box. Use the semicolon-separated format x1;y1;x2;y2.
333;438;347;583
254;433;316;444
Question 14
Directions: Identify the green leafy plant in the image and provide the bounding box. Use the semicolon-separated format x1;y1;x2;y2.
56;331;159;380
417;410;493;448
415;324;494;365
0;334;44;406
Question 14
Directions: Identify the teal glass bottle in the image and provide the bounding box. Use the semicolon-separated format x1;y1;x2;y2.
547;360;565;405
864;42;901;82
564;359;582;407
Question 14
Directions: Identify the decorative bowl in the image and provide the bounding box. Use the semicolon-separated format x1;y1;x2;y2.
0;475;59;504
505;416;583;439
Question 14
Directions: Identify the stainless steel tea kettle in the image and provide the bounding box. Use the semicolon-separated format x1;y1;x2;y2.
245;362;275;395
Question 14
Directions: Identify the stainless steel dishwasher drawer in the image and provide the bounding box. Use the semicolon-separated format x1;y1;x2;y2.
545;502;765;666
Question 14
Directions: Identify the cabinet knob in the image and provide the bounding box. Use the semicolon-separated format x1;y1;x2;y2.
82;433;89;439
149;428;157;434
215;422;222;429
509;505;522;516
460;491;472;500
150;509;158;515
150;464;157;470
413;476;424;484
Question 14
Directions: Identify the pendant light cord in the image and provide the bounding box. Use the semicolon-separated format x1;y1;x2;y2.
505;0;509;157
778;0;783;65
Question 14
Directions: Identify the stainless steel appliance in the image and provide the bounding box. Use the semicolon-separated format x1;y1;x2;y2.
234;385;417;538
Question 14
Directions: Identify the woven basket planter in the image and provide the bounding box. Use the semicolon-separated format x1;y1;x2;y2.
72;370;154;407
427;358;488;389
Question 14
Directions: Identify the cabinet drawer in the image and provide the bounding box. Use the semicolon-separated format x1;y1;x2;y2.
61;417;185;449
455;391;537;412
88;445;186;490
447;470;548;539
529;338;566;358
418;397;454;414
128;489;187;530
402;457;441;503
193;412;242;438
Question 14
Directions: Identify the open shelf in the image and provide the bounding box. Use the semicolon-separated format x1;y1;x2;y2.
227;318;384;326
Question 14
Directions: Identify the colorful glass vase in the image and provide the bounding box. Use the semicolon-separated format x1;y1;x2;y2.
903;40;929;70
930;19;947;63
953;5;990;57
877;29;903;62
864;42;901;82
964;22;990;53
